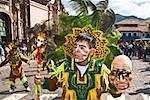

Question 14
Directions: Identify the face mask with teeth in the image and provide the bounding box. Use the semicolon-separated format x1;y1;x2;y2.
36;37;45;47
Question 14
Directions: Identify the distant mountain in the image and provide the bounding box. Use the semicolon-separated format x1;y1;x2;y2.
115;14;149;22
145;17;150;20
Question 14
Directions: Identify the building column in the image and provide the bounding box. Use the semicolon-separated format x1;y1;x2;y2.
15;3;22;41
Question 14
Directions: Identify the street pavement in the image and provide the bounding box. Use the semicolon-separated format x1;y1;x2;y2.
124;59;150;100
0;59;149;100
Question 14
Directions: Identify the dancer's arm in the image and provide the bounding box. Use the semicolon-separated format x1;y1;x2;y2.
20;53;30;64
0;59;9;67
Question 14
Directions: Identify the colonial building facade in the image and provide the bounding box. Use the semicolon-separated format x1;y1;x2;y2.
0;0;64;43
115;19;150;41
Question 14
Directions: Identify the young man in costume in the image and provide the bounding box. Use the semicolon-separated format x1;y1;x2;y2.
103;55;132;100
0;44;31;92
43;26;110;100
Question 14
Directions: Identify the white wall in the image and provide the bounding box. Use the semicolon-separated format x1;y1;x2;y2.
30;1;48;27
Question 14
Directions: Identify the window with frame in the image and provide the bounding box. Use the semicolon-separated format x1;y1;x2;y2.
143;34;145;37
134;33;137;36
128;33;131;37
122;33;126;36
0;18;6;36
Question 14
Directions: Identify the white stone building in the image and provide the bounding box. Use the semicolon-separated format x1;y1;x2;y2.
0;0;64;43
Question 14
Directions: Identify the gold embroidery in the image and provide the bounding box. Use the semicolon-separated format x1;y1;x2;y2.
71;58;74;70
77;71;87;84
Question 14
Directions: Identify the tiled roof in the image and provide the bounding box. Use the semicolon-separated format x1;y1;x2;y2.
117;27;140;32
138;25;149;32
115;19;141;25
115;19;150;32
117;26;149;32
144;20;150;23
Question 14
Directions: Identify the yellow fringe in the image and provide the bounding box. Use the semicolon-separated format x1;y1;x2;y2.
64;89;77;100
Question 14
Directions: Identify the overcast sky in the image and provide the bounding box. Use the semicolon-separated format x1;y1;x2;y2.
57;0;150;19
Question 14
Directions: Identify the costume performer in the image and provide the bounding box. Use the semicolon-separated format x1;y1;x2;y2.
30;33;46;100
103;55;132;100
42;26;110;100
0;44;31;92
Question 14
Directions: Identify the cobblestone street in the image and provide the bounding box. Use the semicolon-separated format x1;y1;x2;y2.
0;59;149;100
125;59;150;100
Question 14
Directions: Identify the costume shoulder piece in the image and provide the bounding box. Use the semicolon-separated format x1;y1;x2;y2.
63;25;110;60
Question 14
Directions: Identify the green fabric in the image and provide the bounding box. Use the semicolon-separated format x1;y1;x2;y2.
21;76;27;84
94;59;104;73
8;81;15;86
42;77;49;89
109;83;117;91
68;69;95;99
66;56;103;99
35;85;42;95
64;55;72;71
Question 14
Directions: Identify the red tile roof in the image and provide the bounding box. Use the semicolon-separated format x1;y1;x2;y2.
117;27;140;32
117;26;149;32
116;19;141;25
144;20;150;23
115;19;150;32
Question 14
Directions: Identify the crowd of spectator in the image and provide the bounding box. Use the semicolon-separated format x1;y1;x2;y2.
118;41;150;60
0;41;32;62
0;40;150;62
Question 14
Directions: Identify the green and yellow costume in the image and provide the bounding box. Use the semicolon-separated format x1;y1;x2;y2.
43;26;111;100
62;56;103;100
0;45;30;90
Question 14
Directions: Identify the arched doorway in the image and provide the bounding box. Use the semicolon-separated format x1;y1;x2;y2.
0;12;12;43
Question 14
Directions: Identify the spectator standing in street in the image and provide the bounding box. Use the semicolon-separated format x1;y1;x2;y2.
132;42;138;57
138;42;143;59
123;42;129;56
20;43;28;56
128;42;133;58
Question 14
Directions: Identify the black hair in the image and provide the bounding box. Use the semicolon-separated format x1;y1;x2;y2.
76;33;96;48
